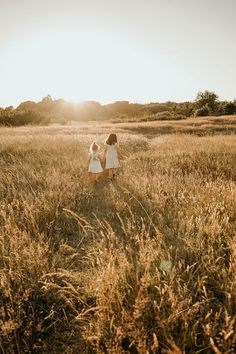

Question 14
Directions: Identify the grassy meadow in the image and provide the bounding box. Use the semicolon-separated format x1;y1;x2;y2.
0;116;236;353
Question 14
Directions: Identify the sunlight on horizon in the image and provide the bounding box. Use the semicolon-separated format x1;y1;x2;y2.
2;25;166;107
1;0;235;108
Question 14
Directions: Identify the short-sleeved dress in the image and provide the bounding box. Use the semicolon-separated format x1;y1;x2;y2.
88;151;103;173
105;143;119;169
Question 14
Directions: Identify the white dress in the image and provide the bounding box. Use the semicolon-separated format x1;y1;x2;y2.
105;143;119;169
88;151;103;173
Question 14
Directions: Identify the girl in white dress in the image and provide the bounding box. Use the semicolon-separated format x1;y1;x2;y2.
104;133;120;180
87;142;103;184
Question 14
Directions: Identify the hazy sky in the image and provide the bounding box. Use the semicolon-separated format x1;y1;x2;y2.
1;0;235;107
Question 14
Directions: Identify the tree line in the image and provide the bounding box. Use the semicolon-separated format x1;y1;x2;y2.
0;91;235;126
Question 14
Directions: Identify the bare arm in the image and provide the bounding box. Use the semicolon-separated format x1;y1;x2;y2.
103;145;107;160
87;152;92;169
87;156;90;170
117;145;126;160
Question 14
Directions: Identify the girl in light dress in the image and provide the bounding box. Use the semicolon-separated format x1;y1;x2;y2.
103;133;121;180
87;142;103;184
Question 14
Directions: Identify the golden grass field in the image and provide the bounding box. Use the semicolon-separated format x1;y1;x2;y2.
0;116;236;353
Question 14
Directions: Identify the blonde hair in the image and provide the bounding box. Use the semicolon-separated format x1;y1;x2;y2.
89;141;100;153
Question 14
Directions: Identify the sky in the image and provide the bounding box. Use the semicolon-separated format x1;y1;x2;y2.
0;0;235;108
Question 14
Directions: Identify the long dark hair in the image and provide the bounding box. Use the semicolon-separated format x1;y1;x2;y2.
106;133;117;145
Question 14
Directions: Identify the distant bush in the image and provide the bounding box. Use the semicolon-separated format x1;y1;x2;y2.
155;111;187;120
145;103;172;114
195;104;210;117
195;90;219;116
112;111;187;123
223;101;236;115
0;109;51;126
2;91;235;126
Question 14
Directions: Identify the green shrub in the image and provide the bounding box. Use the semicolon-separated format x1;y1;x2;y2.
0;109;51;126
154;111;187;120
195;104;210;117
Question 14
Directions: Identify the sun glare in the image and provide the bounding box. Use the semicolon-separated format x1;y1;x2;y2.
2;25;151;106
2;19;168;109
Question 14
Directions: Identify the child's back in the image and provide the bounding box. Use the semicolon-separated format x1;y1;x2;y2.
105;143;119;169
87;142;103;186
88;150;103;173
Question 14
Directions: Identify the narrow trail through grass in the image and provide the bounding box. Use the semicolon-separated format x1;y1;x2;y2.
0;123;236;353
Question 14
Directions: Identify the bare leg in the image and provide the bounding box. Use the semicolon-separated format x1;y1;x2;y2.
94;172;102;182
86;173;97;186
86;173;91;186
107;168;116;180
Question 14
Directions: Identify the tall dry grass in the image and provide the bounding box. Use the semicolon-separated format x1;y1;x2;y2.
0;123;236;353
